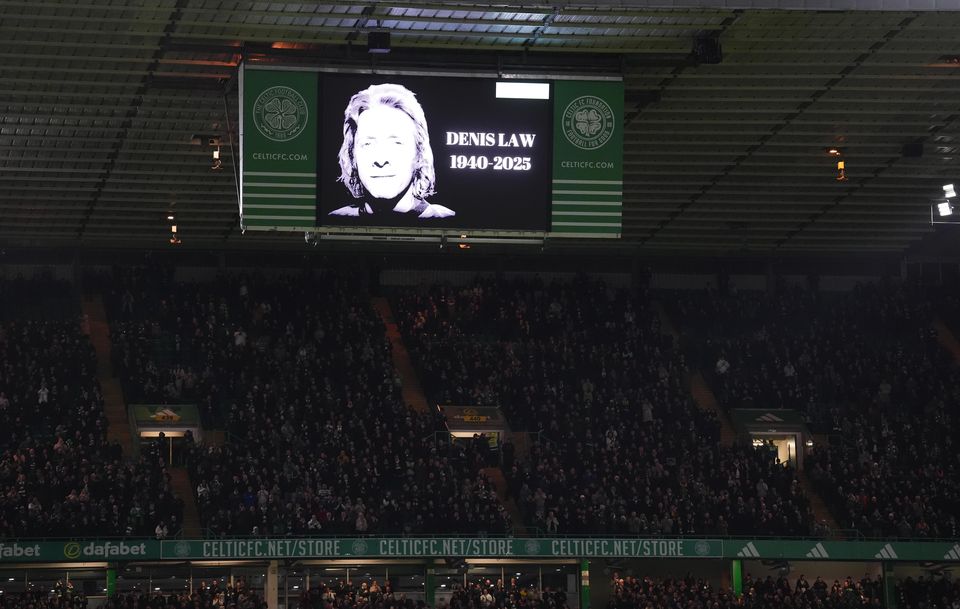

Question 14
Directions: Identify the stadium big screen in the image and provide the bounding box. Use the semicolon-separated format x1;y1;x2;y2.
240;65;623;237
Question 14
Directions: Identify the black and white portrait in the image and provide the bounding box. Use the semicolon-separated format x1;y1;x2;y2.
329;83;455;219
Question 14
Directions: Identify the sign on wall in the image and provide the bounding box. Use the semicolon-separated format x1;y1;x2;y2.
3;538;960;563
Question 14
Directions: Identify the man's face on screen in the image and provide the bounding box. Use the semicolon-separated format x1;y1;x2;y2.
354;104;418;201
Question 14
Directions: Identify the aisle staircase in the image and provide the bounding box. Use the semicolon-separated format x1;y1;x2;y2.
657;300;844;536
798;469;842;537
654;300;739;446
80;295;133;456
481;467;528;536
372;296;531;536
688;371;738;447
933;318;960;363
372;297;429;414
170;468;203;537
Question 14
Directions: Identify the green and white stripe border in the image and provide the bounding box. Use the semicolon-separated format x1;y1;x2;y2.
242;171;316;229
550;179;622;238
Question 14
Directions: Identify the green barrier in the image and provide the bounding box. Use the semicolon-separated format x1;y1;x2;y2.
727;539;960;562
2;538;959;563
161;538;722;560
0;540;159;562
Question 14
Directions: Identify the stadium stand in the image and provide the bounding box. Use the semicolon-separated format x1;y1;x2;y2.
608;574;884;609
103;585;266;609
441;582;569;609
0;279;180;538
669;281;960;538
394;277;814;537
106;270;510;536
296;580;427;609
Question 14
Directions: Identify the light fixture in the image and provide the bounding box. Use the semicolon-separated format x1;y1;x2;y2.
213;146;221;161
938;201;953;217
167;214;174;221
805;439;814;447
836;160;848;182
825;147;842;156
944;183;956;198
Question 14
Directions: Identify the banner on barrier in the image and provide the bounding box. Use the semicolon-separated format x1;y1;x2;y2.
161;538;721;560
0;540;159;562
3;538;960;563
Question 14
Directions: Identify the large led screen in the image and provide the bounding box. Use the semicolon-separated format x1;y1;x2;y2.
240;66;623;237
317;75;551;231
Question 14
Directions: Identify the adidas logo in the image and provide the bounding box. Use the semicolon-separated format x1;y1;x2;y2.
756;413;784;422
944;544;960;561
736;542;760;558
805;543;829;559
874;544;898;560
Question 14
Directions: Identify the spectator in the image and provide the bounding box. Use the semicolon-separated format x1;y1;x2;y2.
395;277;812;537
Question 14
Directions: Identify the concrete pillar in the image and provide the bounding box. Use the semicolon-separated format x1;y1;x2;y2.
731;560;743;597
883;563;896;609
424;566;436;607
579;560;590;609
266;560;279;609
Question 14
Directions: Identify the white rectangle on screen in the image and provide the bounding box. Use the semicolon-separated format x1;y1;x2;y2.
495;81;550;100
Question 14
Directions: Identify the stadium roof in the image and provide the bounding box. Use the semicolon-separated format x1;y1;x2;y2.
3;0;960;254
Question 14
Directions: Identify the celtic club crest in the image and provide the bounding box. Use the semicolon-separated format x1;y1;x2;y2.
252;86;308;142
351;539;369;555
561;95;615;151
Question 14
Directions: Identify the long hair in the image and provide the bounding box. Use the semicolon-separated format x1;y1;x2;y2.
337;83;436;201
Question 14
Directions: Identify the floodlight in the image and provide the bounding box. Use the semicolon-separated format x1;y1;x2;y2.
938;202;953;217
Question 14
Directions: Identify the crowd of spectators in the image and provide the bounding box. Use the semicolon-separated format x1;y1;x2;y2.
668;279;960;539
806;404;960;539
394;277;814;537
673;281;942;432
440;581;568;609
298;580;424;609
107;268;509;536
103;583;265;609
896;576;960;609
0;279;180;537
0;275;76;321
609;574;883;609
0;581;262;609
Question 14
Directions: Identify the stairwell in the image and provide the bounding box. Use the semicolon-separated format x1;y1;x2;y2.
372;297;429;414
654;300;739;446
655;302;843;536
170;468;204;537
481;467;528;536
81;295;133;456
372;297;529;535
933;318;960;363
797;469;842;537
82;294;204;539
688;371;738;447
